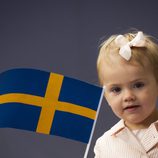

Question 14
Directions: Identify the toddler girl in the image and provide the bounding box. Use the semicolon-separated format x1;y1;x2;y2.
94;31;158;157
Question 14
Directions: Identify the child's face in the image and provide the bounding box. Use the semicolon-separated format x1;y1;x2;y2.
100;55;158;129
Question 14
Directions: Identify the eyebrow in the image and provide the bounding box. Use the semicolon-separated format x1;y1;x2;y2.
105;79;146;88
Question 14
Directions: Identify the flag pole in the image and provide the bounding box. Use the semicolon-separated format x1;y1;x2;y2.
83;87;105;158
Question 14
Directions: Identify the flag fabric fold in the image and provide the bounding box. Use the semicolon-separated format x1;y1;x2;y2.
0;68;103;144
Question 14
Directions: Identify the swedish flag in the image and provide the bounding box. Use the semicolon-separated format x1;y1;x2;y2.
0;68;103;143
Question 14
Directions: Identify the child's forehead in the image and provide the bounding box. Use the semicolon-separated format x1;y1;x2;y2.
100;55;154;82
102;60;143;75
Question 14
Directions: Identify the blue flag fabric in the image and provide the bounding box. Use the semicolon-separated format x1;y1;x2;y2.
0;68;103;143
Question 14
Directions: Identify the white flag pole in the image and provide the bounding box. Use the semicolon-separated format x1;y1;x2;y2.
83;87;105;158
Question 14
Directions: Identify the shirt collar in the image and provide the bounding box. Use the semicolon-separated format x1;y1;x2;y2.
109;119;126;136
109;119;158;136
153;120;158;129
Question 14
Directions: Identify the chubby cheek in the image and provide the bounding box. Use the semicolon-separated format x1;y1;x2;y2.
110;104;122;119
138;91;157;108
105;95;122;118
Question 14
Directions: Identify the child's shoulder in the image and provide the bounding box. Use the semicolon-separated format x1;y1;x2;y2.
94;120;125;155
96;119;124;142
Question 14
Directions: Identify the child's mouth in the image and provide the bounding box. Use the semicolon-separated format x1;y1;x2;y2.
124;105;140;112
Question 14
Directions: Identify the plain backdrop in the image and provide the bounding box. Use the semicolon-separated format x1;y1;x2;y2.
1;0;158;157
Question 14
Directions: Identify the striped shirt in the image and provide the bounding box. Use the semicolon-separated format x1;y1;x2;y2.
94;120;158;158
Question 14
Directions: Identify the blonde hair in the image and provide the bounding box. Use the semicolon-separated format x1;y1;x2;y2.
97;31;158;84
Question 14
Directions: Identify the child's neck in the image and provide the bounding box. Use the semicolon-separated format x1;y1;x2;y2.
125;109;158;130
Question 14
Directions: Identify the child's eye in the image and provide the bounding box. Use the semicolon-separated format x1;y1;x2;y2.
133;82;144;89
110;87;121;93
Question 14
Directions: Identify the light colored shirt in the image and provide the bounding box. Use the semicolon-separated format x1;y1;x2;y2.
94;120;158;158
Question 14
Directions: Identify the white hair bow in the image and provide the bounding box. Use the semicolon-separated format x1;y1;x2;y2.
114;31;146;61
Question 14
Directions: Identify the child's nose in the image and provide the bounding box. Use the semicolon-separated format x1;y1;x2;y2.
123;89;136;102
